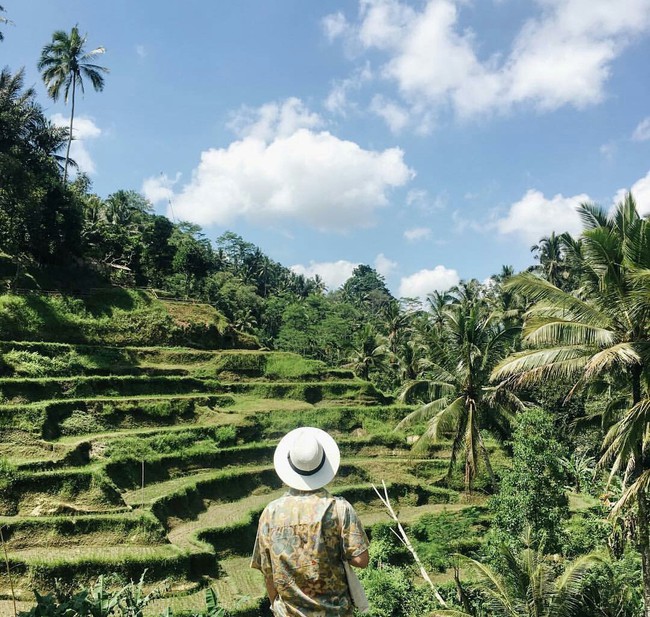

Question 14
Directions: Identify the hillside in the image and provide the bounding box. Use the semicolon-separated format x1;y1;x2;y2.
0;290;499;616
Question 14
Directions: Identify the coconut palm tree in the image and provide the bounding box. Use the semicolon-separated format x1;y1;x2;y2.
346;324;387;381
397;283;523;492
492;194;650;615
432;528;603;617
0;5;11;42
530;231;568;288
38;25;108;183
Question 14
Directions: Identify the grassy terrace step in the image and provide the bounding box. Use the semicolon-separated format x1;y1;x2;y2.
0;511;166;549
146;458;453;528
122;456;449;509
3;543;217;588
221;381;389;404
0;342;354;382
0;375;219;404
0;394;235;438
108;436;423;490
1;467;125;516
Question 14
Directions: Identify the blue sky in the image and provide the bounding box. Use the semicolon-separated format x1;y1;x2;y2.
3;0;650;299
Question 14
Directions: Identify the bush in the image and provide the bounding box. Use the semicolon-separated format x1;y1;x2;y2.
359;565;438;617
410;507;489;572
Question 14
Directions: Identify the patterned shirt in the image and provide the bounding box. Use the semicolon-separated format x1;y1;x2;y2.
251;488;370;617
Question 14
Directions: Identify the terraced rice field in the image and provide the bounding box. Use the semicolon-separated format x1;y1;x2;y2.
0;340;488;616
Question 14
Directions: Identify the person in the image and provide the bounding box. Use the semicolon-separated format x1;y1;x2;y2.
251;427;370;616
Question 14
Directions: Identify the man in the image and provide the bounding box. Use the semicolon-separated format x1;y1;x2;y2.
251;427;370;616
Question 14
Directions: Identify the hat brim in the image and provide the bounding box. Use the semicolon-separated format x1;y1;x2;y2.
273;427;340;491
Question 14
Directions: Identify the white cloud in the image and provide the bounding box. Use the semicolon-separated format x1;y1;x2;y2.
404;226;431;241
322;11;350;41
324;64;373;117
614;169;650;216
405;188;447;215
327;0;650;123
142;172;181;205
374;253;398;278
51;113;102;175
291;259;358;290
291;253;397;290
166;99;413;231
632;117;650;141
370;94;410;133
496;189;587;243
399;265;460;300
136;44;147;58
227;97;323;141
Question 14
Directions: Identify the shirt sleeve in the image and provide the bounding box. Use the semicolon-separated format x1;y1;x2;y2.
250;508;272;576
338;498;370;560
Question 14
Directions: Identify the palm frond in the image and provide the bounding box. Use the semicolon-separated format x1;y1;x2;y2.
491;347;590;387
395;397;449;431
611;469;650;516
523;319;615;348
600;398;650;480
583;343;641;380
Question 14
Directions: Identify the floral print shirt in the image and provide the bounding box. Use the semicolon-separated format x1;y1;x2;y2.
251;488;369;617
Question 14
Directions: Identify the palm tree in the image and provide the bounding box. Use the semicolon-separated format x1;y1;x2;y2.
0;5;11;42
397;283;523;492
432;528;602;617
530;231;567;288
346;324;387;381
38;25;108;183
492;194;650;615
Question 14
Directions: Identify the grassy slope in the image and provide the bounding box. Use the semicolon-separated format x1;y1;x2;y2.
0;288;601;617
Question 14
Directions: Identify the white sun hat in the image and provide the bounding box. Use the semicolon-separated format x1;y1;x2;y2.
273;427;340;491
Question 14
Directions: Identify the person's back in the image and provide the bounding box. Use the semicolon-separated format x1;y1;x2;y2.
251;428;369;617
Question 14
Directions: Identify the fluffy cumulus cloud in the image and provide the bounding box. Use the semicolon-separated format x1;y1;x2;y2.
496;189;587;244
324;0;650;127
142;172;181;204
149;98;413;231
374;253;398;278
399;265;460;300
291;253;397;291
614;169;650;216
51;114;102;174
290;260;358;291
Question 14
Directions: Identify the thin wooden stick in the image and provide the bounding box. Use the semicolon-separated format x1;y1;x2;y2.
372;480;448;607
0;526;17;617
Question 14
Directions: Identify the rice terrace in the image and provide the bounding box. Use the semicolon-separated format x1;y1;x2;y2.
0;288;495;615
2;1;650;615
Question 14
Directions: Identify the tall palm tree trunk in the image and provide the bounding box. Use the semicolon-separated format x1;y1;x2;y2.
63;72;76;184
476;427;497;491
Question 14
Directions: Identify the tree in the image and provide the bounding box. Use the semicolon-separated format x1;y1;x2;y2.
0;68;82;263
397;282;522;492
433;529;602;617
492;194;650;615
38;25;108;183
490;408;569;553
347;323;387;381
341;265;394;316
0;5;11;42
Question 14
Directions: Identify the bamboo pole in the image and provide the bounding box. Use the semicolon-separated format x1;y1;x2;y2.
372;480;448;607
